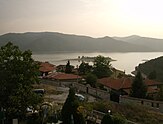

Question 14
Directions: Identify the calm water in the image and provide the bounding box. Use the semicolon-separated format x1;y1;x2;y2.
32;52;163;74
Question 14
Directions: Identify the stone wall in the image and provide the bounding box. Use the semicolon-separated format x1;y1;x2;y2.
73;83;110;100
120;95;163;113
40;79;110;100
40;79;76;87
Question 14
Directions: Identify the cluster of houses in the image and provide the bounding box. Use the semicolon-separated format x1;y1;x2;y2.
98;77;161;98
38;61;163;112
38;61;162;98
38;61;82;82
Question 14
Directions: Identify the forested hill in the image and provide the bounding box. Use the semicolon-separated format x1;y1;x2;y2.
113;35;163;52
0;32;152;53
138;56;163;82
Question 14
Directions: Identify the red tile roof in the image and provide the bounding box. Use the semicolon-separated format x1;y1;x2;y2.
39;62;56;72
98;77;162;90
144;79;162;86
45;72;82;80
123;87;158;94
98;77;132;90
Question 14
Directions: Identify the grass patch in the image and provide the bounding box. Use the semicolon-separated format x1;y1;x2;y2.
82;101;163;124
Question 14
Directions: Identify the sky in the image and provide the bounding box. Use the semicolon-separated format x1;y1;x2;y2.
0;0;163;38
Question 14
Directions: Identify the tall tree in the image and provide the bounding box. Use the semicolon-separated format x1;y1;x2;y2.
93;55;112;78
101;113;113;124
78;62;92;75
65;60;72;73
85;73;97;87
0;42;42;121
130;71;147;98
61;88;85;124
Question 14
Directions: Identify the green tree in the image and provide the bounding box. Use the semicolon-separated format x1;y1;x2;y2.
78;62;92;75
101;113;113;124
0;42;42;121
61;88;85;124
65;60;72;73
93;55;112;78
85;73;97;87
101;113;127;124
130;71;147;98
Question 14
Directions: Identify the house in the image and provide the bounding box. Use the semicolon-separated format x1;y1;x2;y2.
45;72;82;82
56;65;66;72
56;65;75;72
98;77;162;96
39;61;56;76
111;68;125;78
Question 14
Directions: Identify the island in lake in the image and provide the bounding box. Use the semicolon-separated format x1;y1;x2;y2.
63;56;116;62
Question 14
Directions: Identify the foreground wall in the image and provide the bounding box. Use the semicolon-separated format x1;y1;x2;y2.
120;96;163;113
40;79;110;100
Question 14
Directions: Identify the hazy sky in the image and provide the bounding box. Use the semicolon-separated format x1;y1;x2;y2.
0;0;163;38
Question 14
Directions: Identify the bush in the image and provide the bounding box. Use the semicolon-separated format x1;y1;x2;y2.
101;113;113;124
93;101;111;113
112;113;127;124
86;73;97;87
83;101;163;124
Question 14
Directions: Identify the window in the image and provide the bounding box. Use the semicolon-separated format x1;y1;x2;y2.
156;103;159;108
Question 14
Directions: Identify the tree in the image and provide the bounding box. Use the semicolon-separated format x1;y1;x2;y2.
93;55;112;78
85;73;97;87
130;71;147;98
101;113;127;124
61;88;85;124
78;62;92;75
0;42;42;121
65;60;72;73
101;113;113;124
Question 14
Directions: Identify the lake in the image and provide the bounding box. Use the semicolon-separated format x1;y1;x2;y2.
32;52;163;74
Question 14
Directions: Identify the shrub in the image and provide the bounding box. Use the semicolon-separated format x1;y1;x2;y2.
101;113;113;124
112;113;127;124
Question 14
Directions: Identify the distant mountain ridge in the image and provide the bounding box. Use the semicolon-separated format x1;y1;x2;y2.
0;32;161;53
113;35;163;52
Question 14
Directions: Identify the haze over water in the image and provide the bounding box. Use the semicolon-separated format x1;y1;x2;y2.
33;52;163;74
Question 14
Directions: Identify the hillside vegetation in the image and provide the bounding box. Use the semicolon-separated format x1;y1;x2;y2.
83;101;163;124
113;35;163;51
138;56;163;82
0;32;153;53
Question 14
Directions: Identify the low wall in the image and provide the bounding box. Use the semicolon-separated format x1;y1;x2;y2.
40;79;76;87
40;79;110;101
120;96;163;113
88;110;137;124
73;83;110;100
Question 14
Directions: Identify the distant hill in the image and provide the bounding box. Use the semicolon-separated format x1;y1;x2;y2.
113;35;163;51
0;32;154;53
137;56;163;82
